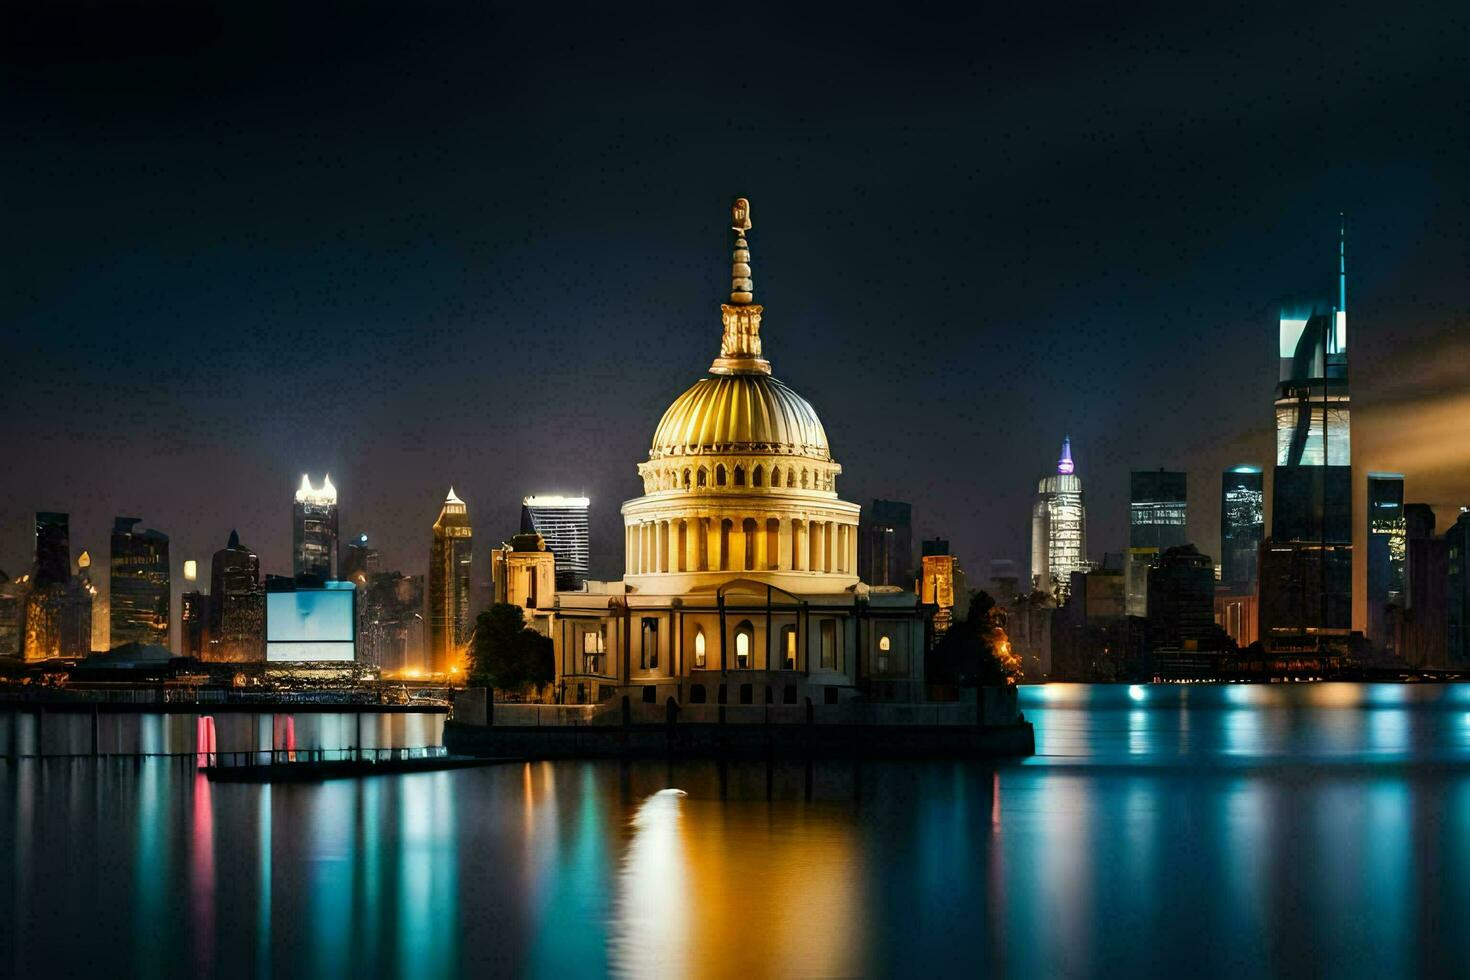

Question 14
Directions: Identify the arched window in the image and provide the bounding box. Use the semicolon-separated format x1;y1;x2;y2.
877;633;890;674
800;469;809;489
683;468;692;489
716;464;727;486
734;620;754;669
734;465;746;486
770;466;780;488
780;625;797;669
787;469;796;488
879;635;891;651
697;467;708;488
753;465;764;488
694;627;707;669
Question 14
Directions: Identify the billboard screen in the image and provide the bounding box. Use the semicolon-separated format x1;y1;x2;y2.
267;583;356;662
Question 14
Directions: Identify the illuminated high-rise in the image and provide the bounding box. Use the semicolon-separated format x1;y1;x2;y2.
1220;467;1264;593
1030;437;1087;598
181;558;208;659
208;530;265;662
522;495;591;591
1366;473;1406;654
429;488;473;675
1259;220;1353;653
292;474;338;580
1126;470;1188;616
109;518;171;649
22;513;94;661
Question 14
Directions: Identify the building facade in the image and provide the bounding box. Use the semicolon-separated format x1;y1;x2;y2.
522;496;591;591
540;200;925;706
1448;510;1470;668
109;517;171;649
429;488;473;675
1126;469;1188;617
292;474;339;580
1220;467;1264;593
1366;473;1406;655
1259;224;1353;653
491;533;558;613
1030;437;1088;598
207;530;265;662
1397;504;1447;668
21;513;94;661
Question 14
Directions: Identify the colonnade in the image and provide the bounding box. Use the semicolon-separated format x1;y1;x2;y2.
625;516;856;576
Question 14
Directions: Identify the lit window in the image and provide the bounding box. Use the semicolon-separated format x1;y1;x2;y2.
735;621;753;669
879;635;891;651
641;617;658;670
781;625;796;669
820;620;836;670
694;628;706;668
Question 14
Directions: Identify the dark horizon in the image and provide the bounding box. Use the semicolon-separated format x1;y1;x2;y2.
4;3;1469;629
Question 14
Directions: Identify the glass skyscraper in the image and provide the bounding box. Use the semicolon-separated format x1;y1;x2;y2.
1366;473;1406;654
522;495;591;591
109;517;171;649
1220;467;1264;593
1030;437;1088;598
1260;221;1353;652
1126;469;1187;616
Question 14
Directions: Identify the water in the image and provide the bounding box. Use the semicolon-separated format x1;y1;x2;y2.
4;683;1470;978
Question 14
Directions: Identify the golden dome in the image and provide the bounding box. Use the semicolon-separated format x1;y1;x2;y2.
649;373;830;461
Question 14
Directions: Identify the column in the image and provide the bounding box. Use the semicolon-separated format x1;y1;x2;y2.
793;520;806;571
658;520;670;573
778;519;793;571
825;521;836;573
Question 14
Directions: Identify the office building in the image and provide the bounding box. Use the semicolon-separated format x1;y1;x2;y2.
1126;470;1187;616
341;533;380;586
360;571;425;674
208;530;266;662
1399;504;1448;667
1366;473;1407;654
265;578;356;662
522;495;591;591
1448;510;1470;667
180;560;207;657
109;518;170;650
860;499;914;588
429;488;473;675
292;474;339;580
1220;467;1264;593
1259;222;1353;652
1030;437;1088;598
21;513;94;661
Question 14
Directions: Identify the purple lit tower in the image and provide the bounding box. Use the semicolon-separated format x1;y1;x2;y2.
1030;436;1088;598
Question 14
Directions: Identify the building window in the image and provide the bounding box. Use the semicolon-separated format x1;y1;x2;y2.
698;467;708;488
879;634;891;651
641;617;658;670
753;465;764;488
771;466;781;488
820;619;837;670
781;625;797;669
582;629;605;675
734;620;754;669
716;464;727;486
694;627;706;668
526;567;538;608
734;465;746;486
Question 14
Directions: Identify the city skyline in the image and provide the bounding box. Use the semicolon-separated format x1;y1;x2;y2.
5;5;1470;641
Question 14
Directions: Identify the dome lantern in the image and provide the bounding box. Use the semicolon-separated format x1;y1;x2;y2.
711;197;771;376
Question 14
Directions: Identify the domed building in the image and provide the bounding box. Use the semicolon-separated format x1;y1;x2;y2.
548;200;924;707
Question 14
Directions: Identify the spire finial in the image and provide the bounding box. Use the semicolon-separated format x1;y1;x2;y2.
710;196;771;375
730;198;753;304
1057;435;1075;475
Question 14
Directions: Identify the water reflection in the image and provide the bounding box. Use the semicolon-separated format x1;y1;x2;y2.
2;685;1470;977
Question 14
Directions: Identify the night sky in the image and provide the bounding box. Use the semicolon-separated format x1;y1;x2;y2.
4;3;1469;637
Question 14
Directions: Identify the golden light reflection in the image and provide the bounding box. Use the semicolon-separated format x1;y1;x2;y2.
611;789;862;979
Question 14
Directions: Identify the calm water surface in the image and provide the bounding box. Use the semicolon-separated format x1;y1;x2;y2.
5;683;1470;978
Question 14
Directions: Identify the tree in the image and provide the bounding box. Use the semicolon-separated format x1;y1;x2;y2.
927;589;1023;687
467;603;555;696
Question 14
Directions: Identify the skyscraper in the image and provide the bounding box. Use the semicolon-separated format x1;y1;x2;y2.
1447;510;1470;668
22;513;94;661
109;518;170;649
1400;504;1448;668
1127;470;1188;616
1220;467;1264;593
208;530;265;662
1366;473;1406;654
292;474;338;580
859;499;914;588
522;495;591;591
33;512;71;587
429;488;473;675
1259;221;1353;653
1030;437;1087;597
341;533;380;586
